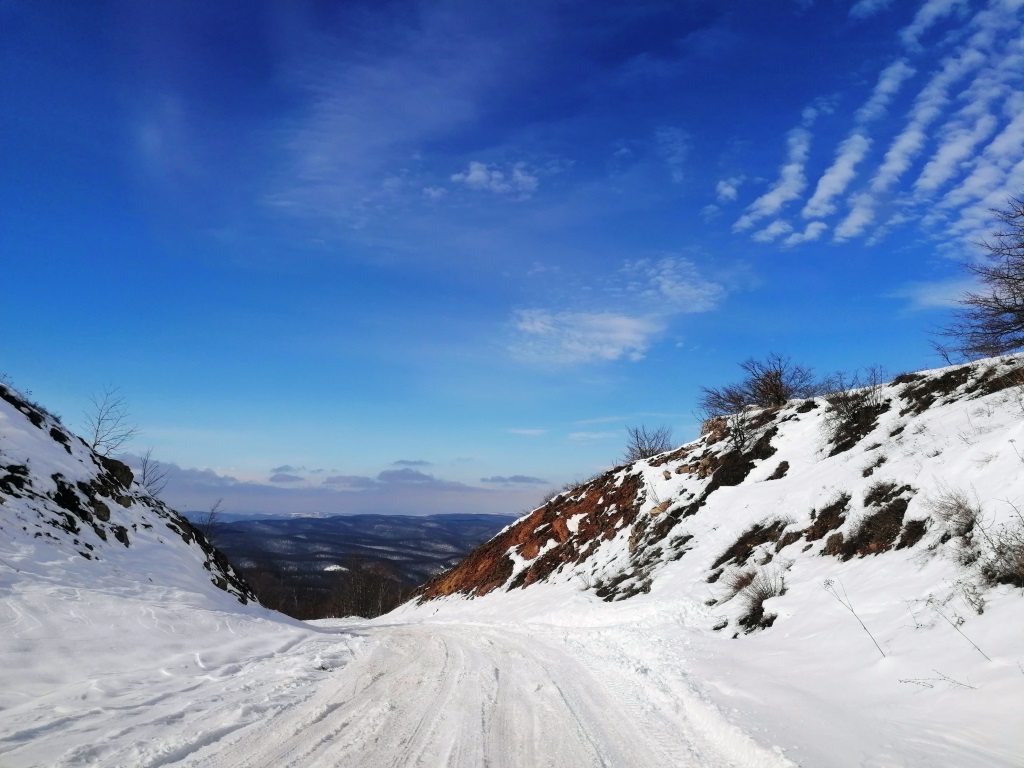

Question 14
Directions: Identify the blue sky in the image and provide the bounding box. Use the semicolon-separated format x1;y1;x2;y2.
3;0;1024;516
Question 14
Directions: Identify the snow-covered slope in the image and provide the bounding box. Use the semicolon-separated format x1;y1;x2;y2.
420;355;1024;610
410;354;1024;764
0;383;364;767
0;382;253;604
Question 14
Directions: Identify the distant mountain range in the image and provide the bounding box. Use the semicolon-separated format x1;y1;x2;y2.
193;512;517;587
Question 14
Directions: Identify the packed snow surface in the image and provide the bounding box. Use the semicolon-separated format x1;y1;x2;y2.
3;358;1024;766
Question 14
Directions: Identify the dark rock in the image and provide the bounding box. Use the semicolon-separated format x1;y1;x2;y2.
98;457;134;488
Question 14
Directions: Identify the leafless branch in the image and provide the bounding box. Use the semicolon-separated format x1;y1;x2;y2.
84;386;138;456
138;447;168;498
938;195;1024;358
622;424;674;462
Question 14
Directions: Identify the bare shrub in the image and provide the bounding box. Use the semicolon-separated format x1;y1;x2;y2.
928;488;1024;588
984;503;1024;588
744;568;785;600
726;409;754;451
821;367;889;454
622;424;674;462
698;353;820;418
84;386;138;456
737;569;785;632
712;518;788;569
928;486;982;538
193;498;224;543
722;568;756;597
138;447;168;499
937;195;1024;359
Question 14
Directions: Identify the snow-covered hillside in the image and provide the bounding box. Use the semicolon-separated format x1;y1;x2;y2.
2;359;1023;767
411;354;1024;764
0;382;253;604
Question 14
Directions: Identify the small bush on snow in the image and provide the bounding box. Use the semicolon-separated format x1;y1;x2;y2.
928;487;1024;589
736;568;785;632
928;486;982;539
722;568;756;597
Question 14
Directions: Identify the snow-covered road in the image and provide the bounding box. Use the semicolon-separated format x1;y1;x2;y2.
0;604;792;768
202;624;688;768
194;617;797;768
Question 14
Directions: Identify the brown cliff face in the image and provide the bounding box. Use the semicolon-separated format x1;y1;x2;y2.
417;470;644;600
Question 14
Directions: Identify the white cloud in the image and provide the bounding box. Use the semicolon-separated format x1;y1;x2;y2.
914;113;998;193
872;48;986;195
740;0;1023;250
939;162;1006;212
935;102;1024;216
507;428;547;436
619;257;725;312
803;134;873;218
734;128;812;231
511;309;661;364
855;60;916;124
850;0;893;19
985;99;1024;168
716;176;744;202
574;416;625;425
276;21;500;221
942;155;1024;243
900;0;969;49
509;257;724;365
784;221;829;246
655;126;691;184
888;278;977;309
834;193;877;241
451;161;539;198
567;431;619;442
752;220;794;243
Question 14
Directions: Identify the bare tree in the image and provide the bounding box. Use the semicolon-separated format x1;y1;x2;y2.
194;497;224;542
84;386;138;456
699;353;819;417
138;447;168;498
938;196;1024;359
622;424;674;462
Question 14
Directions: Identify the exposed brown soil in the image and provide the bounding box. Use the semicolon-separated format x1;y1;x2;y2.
712;519;788;569
896;518;928;549
805;493;851;541
899;365;973;416
830;480;916;559
417;471;645;600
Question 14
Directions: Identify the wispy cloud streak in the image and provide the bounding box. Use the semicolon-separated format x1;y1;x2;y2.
509;257;724;365
733;127;812;231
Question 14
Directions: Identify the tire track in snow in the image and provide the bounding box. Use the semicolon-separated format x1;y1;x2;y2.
2;615;795;767
193;624;701;767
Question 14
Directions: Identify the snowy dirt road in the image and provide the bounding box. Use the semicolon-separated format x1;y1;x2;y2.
0;610;791;768
192;621;789;768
